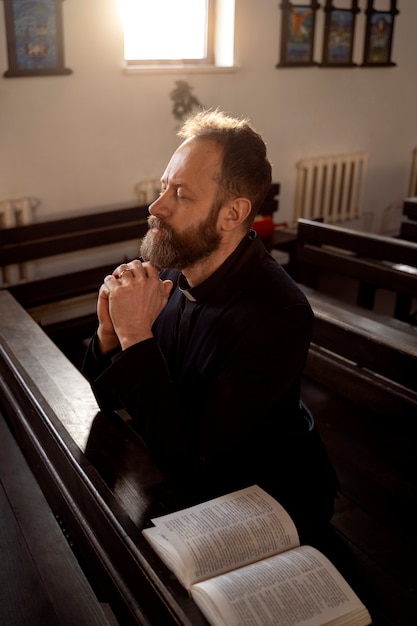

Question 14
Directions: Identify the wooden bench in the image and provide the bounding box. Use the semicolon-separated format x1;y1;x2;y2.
1;290;417;625
399;196;417;242
296;218;417;324
403;196;417;220
301;286;417;415
0;411;117;626
0;289;207;625
294;219;417;413
399;218;417;242
0;203;150;339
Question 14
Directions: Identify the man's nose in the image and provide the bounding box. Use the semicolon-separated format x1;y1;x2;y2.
149;190;171;217
148;195;163;216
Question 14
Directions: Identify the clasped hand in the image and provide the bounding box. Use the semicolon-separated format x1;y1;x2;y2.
97;259;173;353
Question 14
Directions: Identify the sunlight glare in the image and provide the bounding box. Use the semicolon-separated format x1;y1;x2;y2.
118;0;208;61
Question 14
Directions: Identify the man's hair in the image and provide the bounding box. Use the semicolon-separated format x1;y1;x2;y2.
178;109;272;227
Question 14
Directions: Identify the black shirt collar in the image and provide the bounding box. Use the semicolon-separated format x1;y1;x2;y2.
178;231;256;303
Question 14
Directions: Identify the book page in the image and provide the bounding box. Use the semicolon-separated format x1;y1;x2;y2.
190;546;371;626
142;485;299;588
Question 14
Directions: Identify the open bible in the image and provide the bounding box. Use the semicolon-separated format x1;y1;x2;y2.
142;485;372;626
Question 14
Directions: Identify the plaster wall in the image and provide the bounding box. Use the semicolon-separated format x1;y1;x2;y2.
1;0;416;236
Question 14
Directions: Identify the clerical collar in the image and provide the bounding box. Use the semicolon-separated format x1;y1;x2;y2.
177;231;255;304
178;274;196;301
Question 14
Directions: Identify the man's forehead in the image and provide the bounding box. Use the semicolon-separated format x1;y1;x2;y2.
178;136;222;160
163;138;222;180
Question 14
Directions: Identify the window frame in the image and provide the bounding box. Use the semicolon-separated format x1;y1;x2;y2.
123;0;215;67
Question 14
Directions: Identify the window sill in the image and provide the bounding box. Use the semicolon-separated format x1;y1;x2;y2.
123;64;239;75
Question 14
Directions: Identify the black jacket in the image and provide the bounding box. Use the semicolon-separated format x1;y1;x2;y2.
83;233;338;541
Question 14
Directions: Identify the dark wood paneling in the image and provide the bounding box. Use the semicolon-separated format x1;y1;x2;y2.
0;414;116;626
0;290;207;626
302;375;417;626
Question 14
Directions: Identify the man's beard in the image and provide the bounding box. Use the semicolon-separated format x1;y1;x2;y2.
140;207;222;270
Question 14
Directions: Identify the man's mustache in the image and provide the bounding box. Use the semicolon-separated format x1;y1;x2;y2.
148;216;176;236
148;216;163;230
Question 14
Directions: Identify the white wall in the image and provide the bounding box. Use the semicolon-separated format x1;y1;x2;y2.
1;0;416;233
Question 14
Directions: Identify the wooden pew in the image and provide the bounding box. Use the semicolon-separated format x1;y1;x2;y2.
399;196;417;242
0;289;207;626
296;218;417;324
0;412;117;626
399;218;417;242
301;286;417;416
2;290;417;624
0;203;150;339
402;196;417;220
294;219;417;414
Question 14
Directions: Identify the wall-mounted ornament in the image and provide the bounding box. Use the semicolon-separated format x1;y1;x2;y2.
169;80;203;124
362;0;399;67
2;0;72;77
321;0;359;67
277;0;320;67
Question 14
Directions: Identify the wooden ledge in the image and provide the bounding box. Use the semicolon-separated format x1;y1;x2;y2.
0;290;207;625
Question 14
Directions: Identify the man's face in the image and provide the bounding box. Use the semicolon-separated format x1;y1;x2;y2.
140;138;224;270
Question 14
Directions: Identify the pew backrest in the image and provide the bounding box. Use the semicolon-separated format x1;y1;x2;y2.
0;203;149;267
399;219;417;242
403;197;417;221
296;218;417;323
0;203;150;319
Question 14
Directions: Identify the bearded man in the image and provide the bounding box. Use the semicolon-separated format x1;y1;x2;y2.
82;109;338;545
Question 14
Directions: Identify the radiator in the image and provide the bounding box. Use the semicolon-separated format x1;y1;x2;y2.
0;197;38;286
294;153;368;225
408;147;417;197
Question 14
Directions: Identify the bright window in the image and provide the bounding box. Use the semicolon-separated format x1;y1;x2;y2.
118;0;235;68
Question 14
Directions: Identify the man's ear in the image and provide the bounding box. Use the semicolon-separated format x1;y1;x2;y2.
220;197;252;231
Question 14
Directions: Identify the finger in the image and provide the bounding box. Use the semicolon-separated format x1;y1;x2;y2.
104;274;118;289
129;259;148;276
113;265;124;278
141;261;161;278
114;263;132;279
119;268;133;280
99;284;110;299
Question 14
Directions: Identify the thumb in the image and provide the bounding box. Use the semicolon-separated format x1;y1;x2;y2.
162;279;174;298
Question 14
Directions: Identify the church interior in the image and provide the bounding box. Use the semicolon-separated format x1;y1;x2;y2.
1;1;416;624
